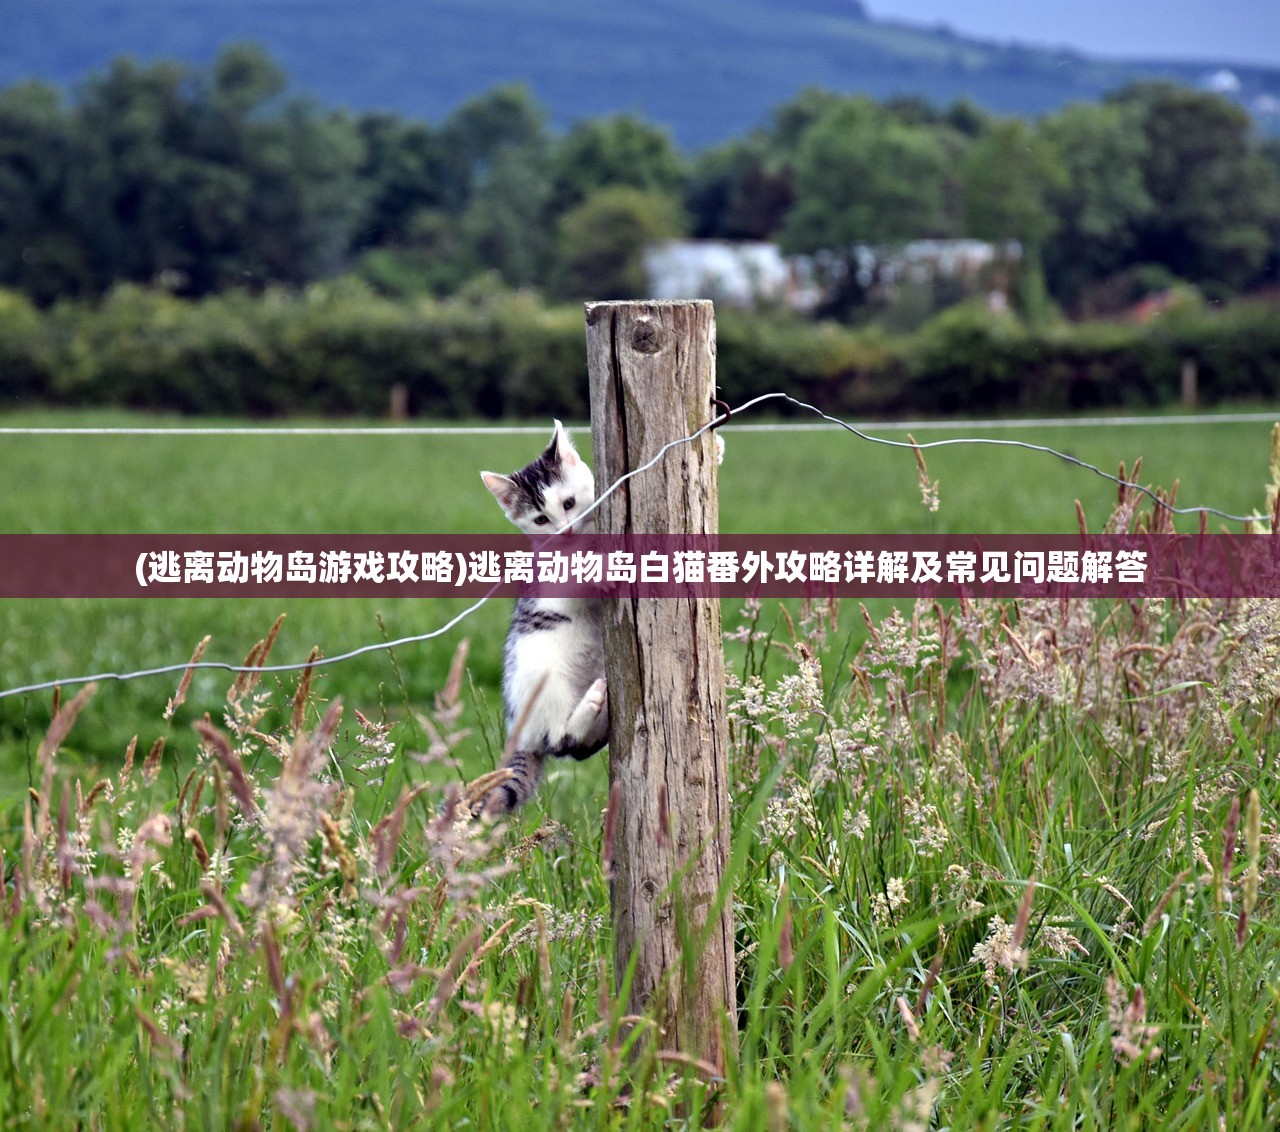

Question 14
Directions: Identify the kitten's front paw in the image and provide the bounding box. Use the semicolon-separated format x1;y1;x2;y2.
583;677;607;717
565;678;608;749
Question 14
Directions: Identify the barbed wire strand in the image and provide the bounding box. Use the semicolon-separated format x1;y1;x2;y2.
0;391;1268;703
770;392;1267;524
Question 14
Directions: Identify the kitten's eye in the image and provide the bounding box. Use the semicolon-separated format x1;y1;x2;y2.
533;515;551;525
563;497;575;511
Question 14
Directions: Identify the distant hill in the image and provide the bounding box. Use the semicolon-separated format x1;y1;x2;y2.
4;0;1279;147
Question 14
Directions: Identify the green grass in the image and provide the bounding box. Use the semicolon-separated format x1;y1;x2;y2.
2;407;1280;1126
3;507;1280;1127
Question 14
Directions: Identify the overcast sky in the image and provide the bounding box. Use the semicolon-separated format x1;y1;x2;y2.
867;1;1280;68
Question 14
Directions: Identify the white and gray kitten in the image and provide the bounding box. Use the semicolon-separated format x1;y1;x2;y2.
477;421;608;815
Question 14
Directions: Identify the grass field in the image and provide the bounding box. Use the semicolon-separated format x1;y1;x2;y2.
3;406;1280;1128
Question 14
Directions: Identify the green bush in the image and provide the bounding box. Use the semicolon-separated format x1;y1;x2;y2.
904;300;1280;415
0;289;59;405
3;283;1280;419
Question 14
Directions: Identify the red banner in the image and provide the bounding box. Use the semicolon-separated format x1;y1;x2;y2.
2;533;1279;599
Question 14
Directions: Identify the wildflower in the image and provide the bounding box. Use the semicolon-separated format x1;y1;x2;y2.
274;1088;318;1132
161;957;212;1006
471;1000;528;1057
896;995;921;1041
164;635;210;721
501;901;605;955
1040;925;1087;959
764;1081;788;1132
1092;873;1135;912
843;808;870;840
910;437;941;513
971;915;1027;984
760;784;817;844
898;1077;941;1132
942;863;971;896
1243;788;1262;919
505;820;570;865
128;814;172;882
904;796;950;858
921;1044;954;1076
765;650;824;733
887;875;906;909
354;709;396;757
727;674;768;728
820;715;883;777
934;732;978;798
862;610;940;675
871;876;908;926
1224;600;1280;709
1107;976;1161;1065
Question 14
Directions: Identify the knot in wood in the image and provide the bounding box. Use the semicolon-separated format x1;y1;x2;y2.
631;321;663;354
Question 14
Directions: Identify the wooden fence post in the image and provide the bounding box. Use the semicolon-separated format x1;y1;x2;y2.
584;300;737;1077
1181;357;1198;407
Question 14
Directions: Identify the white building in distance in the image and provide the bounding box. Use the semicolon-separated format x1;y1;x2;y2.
645;238;1018;312
643;240;822;312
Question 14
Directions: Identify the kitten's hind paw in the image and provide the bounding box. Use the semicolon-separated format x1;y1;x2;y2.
462;767;519;821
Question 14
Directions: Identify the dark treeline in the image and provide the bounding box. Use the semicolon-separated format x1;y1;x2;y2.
3;43;1280;318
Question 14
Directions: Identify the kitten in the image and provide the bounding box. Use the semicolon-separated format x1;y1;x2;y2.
476;421;608;816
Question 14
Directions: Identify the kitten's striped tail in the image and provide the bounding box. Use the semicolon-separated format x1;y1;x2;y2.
469;749;546;818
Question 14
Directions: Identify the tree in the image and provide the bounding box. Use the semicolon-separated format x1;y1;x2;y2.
685;139;793;240
439;84;549;210
782;98;948;251
548;114;686;216
961;118;1065;316
768;87;848;162
212;42;286;114
780;97;949;311
0;82;97;303
961;119;1063;249
882;95;944;128
555;186;682;299
249;100;366;285
944;97;991;139
38;47;367;295
354;113;450;249
1113;82;1280;290
1263;138;1280;181
65;56;214;290
1038;101;1154;307
460;141;556;288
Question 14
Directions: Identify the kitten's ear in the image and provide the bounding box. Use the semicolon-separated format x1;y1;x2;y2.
547;418;581;468
481;471;520;515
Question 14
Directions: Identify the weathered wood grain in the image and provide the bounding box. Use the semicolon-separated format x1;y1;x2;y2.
585;300;736;1077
